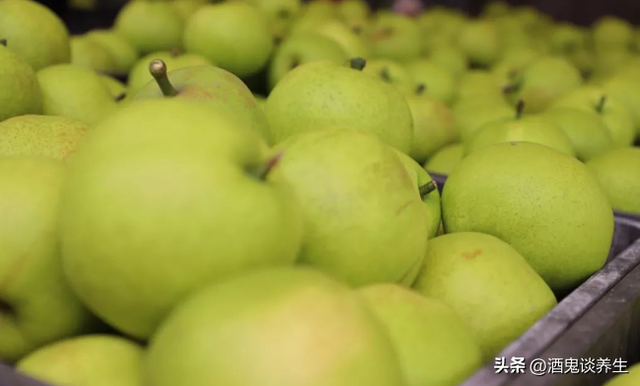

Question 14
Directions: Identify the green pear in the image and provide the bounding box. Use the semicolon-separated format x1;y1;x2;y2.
115;0;183;55
548;23;587;56
59;99;302;339
602;75;640;135
266;59;414;153
99;74;127;101
503;56;583;113
592;16;634;53
86;30;139;75
591;50;636;81
424;143;464;176
288;2;337;36
454;98;514;142
127;50;210;95
604;362;640;385
70;36;118;74
491;46;541;91
393;150;442;240
315;20;371;58
0;0;70;71
456;70;503;101
245;0;302;38
184;2;273;78
268;33;348;90
170;0;207;22
0;40;42;122
586;148;640;214
543;107;614;161
553;86;636;147
413;232;557;360
361;58;414;94
337;0;370;23
17;335;143;386
467;102;576;157
404;60;457;105
368;13;421;61
0;157;96;362
37;64;117;125
406;90;457;163
271;128;429;286
134;60;272;144
359;284;482;386
0;115;88;160
442;142;614;292
457;20;501;68
147;268;406;386
428;45;467;77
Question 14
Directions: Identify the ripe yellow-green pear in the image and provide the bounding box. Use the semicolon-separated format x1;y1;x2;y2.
337;0;370;23
268;33;348;90
271;129;429;286
405;60;457;105
184;2;273;78
362;58;414;94
491;46;541;90
442;142;614;291
0;157;96;363
605;362;640;385
0;115;88;160
266;59;414;153
146;268;407;386
0;40;42;122
467;101;575;157
424;143;465;175
245;0;302;38
127;51;210;95
454;98;514;142
548;23;587;56
602;75;640;135
134;60;272;144
17;335;144;386
503;56;583;113
37;64;117;125
456;70;503;101
115;0;183;54
393;150;442;240
553;86;636;147
543;107;614;161
406;89;457;163
368;13;421;61
457;20;501;67
288;2;337;36
0;0;70;70
413;232;557;360
592;16;634;53
170;0;207;22
359;284;482;386
70;36;118;74
315;20;371;58
59;100;302;339
428;45;468;77
86;30;139;75
587;148;640;214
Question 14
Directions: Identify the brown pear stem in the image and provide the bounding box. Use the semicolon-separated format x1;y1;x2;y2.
149;60;179;97
503;83;519;94
115;92;127;102
416;83;427;96
419;180;438;198
169;48;181;58
0;39;6;47
251;152;283;180
380;67;391;82
290;56;301;70
596;95;607;114
0;299;14;317
349;57;366;71
516;100;525;119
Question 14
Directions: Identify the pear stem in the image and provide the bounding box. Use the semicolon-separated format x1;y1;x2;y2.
503;83;518;94
169;48;181;58
596;95;607;114
149;60;179;97
380;67;391;82
251;152;283;180
115;92;127;102
516;100;525;119
416;83;427;96
419;180;438;198
0;39;6;47
349;57;366;71
0;299;14;317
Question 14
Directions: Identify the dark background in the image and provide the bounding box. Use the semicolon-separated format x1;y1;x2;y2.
39;0;640;34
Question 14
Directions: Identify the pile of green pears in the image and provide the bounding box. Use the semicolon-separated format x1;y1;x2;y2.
0;0;638;385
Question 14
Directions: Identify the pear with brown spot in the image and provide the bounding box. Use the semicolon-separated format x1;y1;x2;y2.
413;232;557;360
